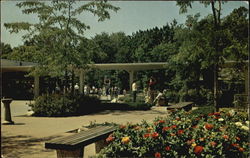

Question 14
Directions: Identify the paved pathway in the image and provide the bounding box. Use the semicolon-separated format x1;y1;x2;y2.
1;100;169;158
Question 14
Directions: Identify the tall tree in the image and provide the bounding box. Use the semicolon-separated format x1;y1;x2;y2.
176;0;224;112
4;1;119;91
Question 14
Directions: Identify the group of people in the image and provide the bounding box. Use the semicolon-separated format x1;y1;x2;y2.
132;76;168;106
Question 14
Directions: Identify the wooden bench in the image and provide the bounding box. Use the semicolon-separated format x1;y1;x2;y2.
167;102;193;111
45;125;116;158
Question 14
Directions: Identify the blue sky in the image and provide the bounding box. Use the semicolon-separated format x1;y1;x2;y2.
1;1;248;47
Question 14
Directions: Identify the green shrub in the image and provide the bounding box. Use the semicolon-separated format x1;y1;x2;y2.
29;93;101;117
164;91;180;103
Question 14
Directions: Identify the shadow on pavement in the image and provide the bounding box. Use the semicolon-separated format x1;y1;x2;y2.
2;135;59;158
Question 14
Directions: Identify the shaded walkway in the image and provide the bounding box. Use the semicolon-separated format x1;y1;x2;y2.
1;100;169;158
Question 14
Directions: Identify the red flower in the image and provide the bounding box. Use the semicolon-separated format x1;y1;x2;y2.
155;152;161;158
192;125;197;129
205;123;214;130
165;146;171;151
143;133;150;138
223;135;229;139
214;116;220;119
231;143;239;148
194;146;203;155
151;132;159;139
177;129;184;135
171;125;177;129
208;113;214;116
158;120;165;124
214;112;220;116
210;141;217;147
162;127;171;132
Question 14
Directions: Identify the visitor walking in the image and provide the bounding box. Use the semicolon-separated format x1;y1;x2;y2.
132;81;137;102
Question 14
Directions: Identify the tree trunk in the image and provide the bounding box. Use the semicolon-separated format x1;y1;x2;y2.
213;64;219;112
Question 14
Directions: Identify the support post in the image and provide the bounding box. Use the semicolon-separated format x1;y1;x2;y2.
34;75;40;98
56;148;84;158
79;70;84;94
128;70;134;91
95;139;107;153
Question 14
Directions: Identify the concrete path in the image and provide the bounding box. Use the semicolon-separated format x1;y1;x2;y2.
1;100;169;158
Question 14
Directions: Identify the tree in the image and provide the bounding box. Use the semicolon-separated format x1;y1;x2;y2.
4;0;119;92
176;0;224;112
1;42;13;59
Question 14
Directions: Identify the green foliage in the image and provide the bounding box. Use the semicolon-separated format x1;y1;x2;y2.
29;93;101;117
98;110;249;157
1;42;13;59
4;1;120;77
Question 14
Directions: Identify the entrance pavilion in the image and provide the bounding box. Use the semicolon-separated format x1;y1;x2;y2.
1;59;168;97
1;59;248;98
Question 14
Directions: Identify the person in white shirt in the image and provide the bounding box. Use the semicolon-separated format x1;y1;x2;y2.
74;83;79;94
132;81;137;102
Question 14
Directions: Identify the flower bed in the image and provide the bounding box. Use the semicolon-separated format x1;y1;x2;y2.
98;109;249;157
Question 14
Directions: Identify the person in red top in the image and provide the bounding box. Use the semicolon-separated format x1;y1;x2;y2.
148;76;156;104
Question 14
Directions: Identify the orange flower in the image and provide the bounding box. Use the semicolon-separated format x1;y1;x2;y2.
239;147;244;152
236;136;241;141
187;139;195;145
162;127;171;132
151;132;159;139
194;146;203;155
147;127;153;132
106;135;115;143
143;133;150;138
199;137;205;141
205;123;214;130
210;141;217;147
223;135;229;139
165;146;171;151
134;126;140;130
119;125;126;129
170;133;176;136
155;152;161;158
121;136;130;144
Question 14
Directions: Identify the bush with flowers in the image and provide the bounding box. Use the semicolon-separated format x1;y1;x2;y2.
98;109;249;157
